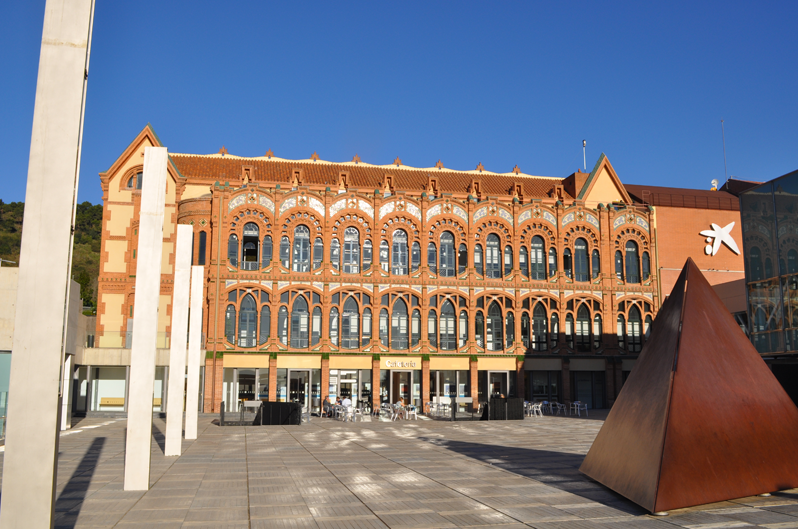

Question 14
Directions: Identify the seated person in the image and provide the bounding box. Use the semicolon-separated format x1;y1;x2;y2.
341;396;352;408
335;396;342;406
322;395;332;416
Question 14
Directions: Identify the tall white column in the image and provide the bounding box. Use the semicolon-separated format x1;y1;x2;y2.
184;265;205;440
0;0;94;526
124;147;168;491
164;225;192;456
61;355;73;431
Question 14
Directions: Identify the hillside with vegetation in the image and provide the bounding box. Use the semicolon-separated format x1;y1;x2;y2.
0;200;102;314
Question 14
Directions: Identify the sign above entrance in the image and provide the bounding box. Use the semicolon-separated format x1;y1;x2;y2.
383;357;421;369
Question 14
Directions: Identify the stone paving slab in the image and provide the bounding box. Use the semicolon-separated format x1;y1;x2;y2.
3;412;798;528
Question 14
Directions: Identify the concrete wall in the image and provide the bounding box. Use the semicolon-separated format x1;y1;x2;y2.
0;268;19;351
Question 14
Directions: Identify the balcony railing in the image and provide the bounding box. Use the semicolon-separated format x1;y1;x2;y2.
84;331;207;350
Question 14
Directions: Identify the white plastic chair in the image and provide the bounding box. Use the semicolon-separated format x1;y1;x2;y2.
391;404;404;421
555;403;566;416
405;405;418;420
570;401;581;416
531;402;543;417
577;402;588;417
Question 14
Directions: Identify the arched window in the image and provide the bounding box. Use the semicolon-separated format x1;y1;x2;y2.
261;235;271;268
459;310;468;348
475;311;485;347
615;250;624;281
591;249;600;280
548;247;558;278
362;307;372;346
392;299;408;349
290;296;309;348
458;244;468;275
505;311;515;347
258;302;270;345
411;309;421;346
379;309;389;347
292;226;310;272
750;246;763;281
521;311;530;349
363;239;372;270
411;242;420;272
487;302;503;351
342;297;359;349
310;306;321;346
625;241;640;283
644;315;652;340
440;301;456;350
628;305;642;352
531;237;546;280
127;171;143;190
312;238;323;270
765;258;773;279
280;236;290;268
486;235;501;278
380;240;389;272
520;247;529;278
440;232;455;277
574;239;588;282
227;234;239;268
343;227;360;273
242;223;259;270
617;314;625;349
576;304;590;352
428;309;438;348
329;307;339;346
474;244;484;275
642;251;651;281
277;306;288;345
225;304;236;343
789;249;798;274
533;303;547;351
237;294;257;347
428;242;437;274
593;314;602;349
504;246;513;276
550;312;559;348
565;313;574;348
198;231;207;266
392;230;408;275
563;249;573;279
330;238;340;270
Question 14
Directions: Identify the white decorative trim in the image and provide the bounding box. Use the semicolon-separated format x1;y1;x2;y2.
542;211;557;225
279;197;296;216
636;216;650;232
328;283;340;291
225;280;238;288
585;212;600;230
517;210;532;224
452;205;467;223
308;197;325;218
426;204;442;222
228;195;245;212
330;198;347;217
259;196;274;214
562;212;575;227
473;206;488;222
411;285;422;293
356;199;373;219
312;282;324;290
405;202;421;221
613;216;626;229
498;208;514;226
260;281;271;288
378;201;394;219
379;284;390;292
277;281;290;291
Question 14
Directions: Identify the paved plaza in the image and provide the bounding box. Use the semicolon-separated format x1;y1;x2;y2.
2;413;798;528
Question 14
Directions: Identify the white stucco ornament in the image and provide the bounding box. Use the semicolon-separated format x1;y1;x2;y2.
700;222;740;256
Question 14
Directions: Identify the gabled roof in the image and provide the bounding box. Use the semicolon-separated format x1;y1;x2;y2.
100;124;184;181
577;153;633;204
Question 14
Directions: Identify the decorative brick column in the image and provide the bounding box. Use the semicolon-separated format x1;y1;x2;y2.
470;357;479;412
321;356;330;402
203;356;218;412
372;356;381;413
268;355;277;401
421;357;430;411
515;357;525;400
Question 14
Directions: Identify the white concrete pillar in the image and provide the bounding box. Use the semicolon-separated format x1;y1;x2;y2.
124;147;168;491
165;224;192;456
60;355;73;431
0;0;94;526
184;265;205;440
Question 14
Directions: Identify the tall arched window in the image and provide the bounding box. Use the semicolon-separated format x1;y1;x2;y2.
312;238;323;270
411;242;420;272
343;227;360;273
439;232;455;277
533;303;547;351
617;314;625;349
379;309;389;347
644;315;652;340
504;246;513;276
363;239;372;270
520;247;529;278
330;238;340;270
440;301;456;350
576;304;590;352
329;307;339;346
531;236;545;280
225;304;236;343
428;309;438;348
790;249;798;274
615;250;624;281
474;244;484;276
625;241;640;283
591;249;600;280
486;302;503;350
392;230;408;275
750;246;763;281
391;299;408;349
311;306;322;346
565;314;574;348
259;303;270;345
427;242;437;274
458;244;468;275
642;251;651;281
280;236;290;268
574;239;588;282
628;306;642;352
198;231;207;266
362;307;372;346
563;248;573;279
521;311;530;349
341;297;359;349
459;311;468;348
278;306;288;345
380;240;389;272
411;309;421;347
261;235;271;268
238;294;257;347
475;311;485;347
593;314;602;349
550;312;559;348
548;248;558;278
228;234;239;268
765;258;774;279
505;311;515;347
486;235;501;278
242;223;259;270
290;296;309;348
292;226;310;272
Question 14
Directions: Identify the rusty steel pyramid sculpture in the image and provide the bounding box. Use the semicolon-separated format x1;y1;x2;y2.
580;258;798;513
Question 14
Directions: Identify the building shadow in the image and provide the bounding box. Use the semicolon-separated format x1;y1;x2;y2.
418;436;646;516
54;437;106;524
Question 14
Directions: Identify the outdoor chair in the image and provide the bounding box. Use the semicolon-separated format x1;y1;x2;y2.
405;405;418;420
391;404;404;421
570;401;581;415
555;403;566;415
530;402;543;417
576;402;588;417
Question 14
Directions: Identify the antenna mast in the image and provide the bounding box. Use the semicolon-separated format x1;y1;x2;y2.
721;120;728;181
582;140;586;171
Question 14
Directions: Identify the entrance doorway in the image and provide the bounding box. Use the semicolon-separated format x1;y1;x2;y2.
488;371;509;398
289;370;310;412
391;371;411;404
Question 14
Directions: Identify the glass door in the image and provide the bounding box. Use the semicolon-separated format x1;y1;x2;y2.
487;371;508;398
288;370;310;412
390;371;412;405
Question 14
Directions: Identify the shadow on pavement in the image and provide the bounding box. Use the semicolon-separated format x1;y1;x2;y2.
54;437;106;526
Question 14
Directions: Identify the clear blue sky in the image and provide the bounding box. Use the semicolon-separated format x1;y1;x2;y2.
2;1;797;205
